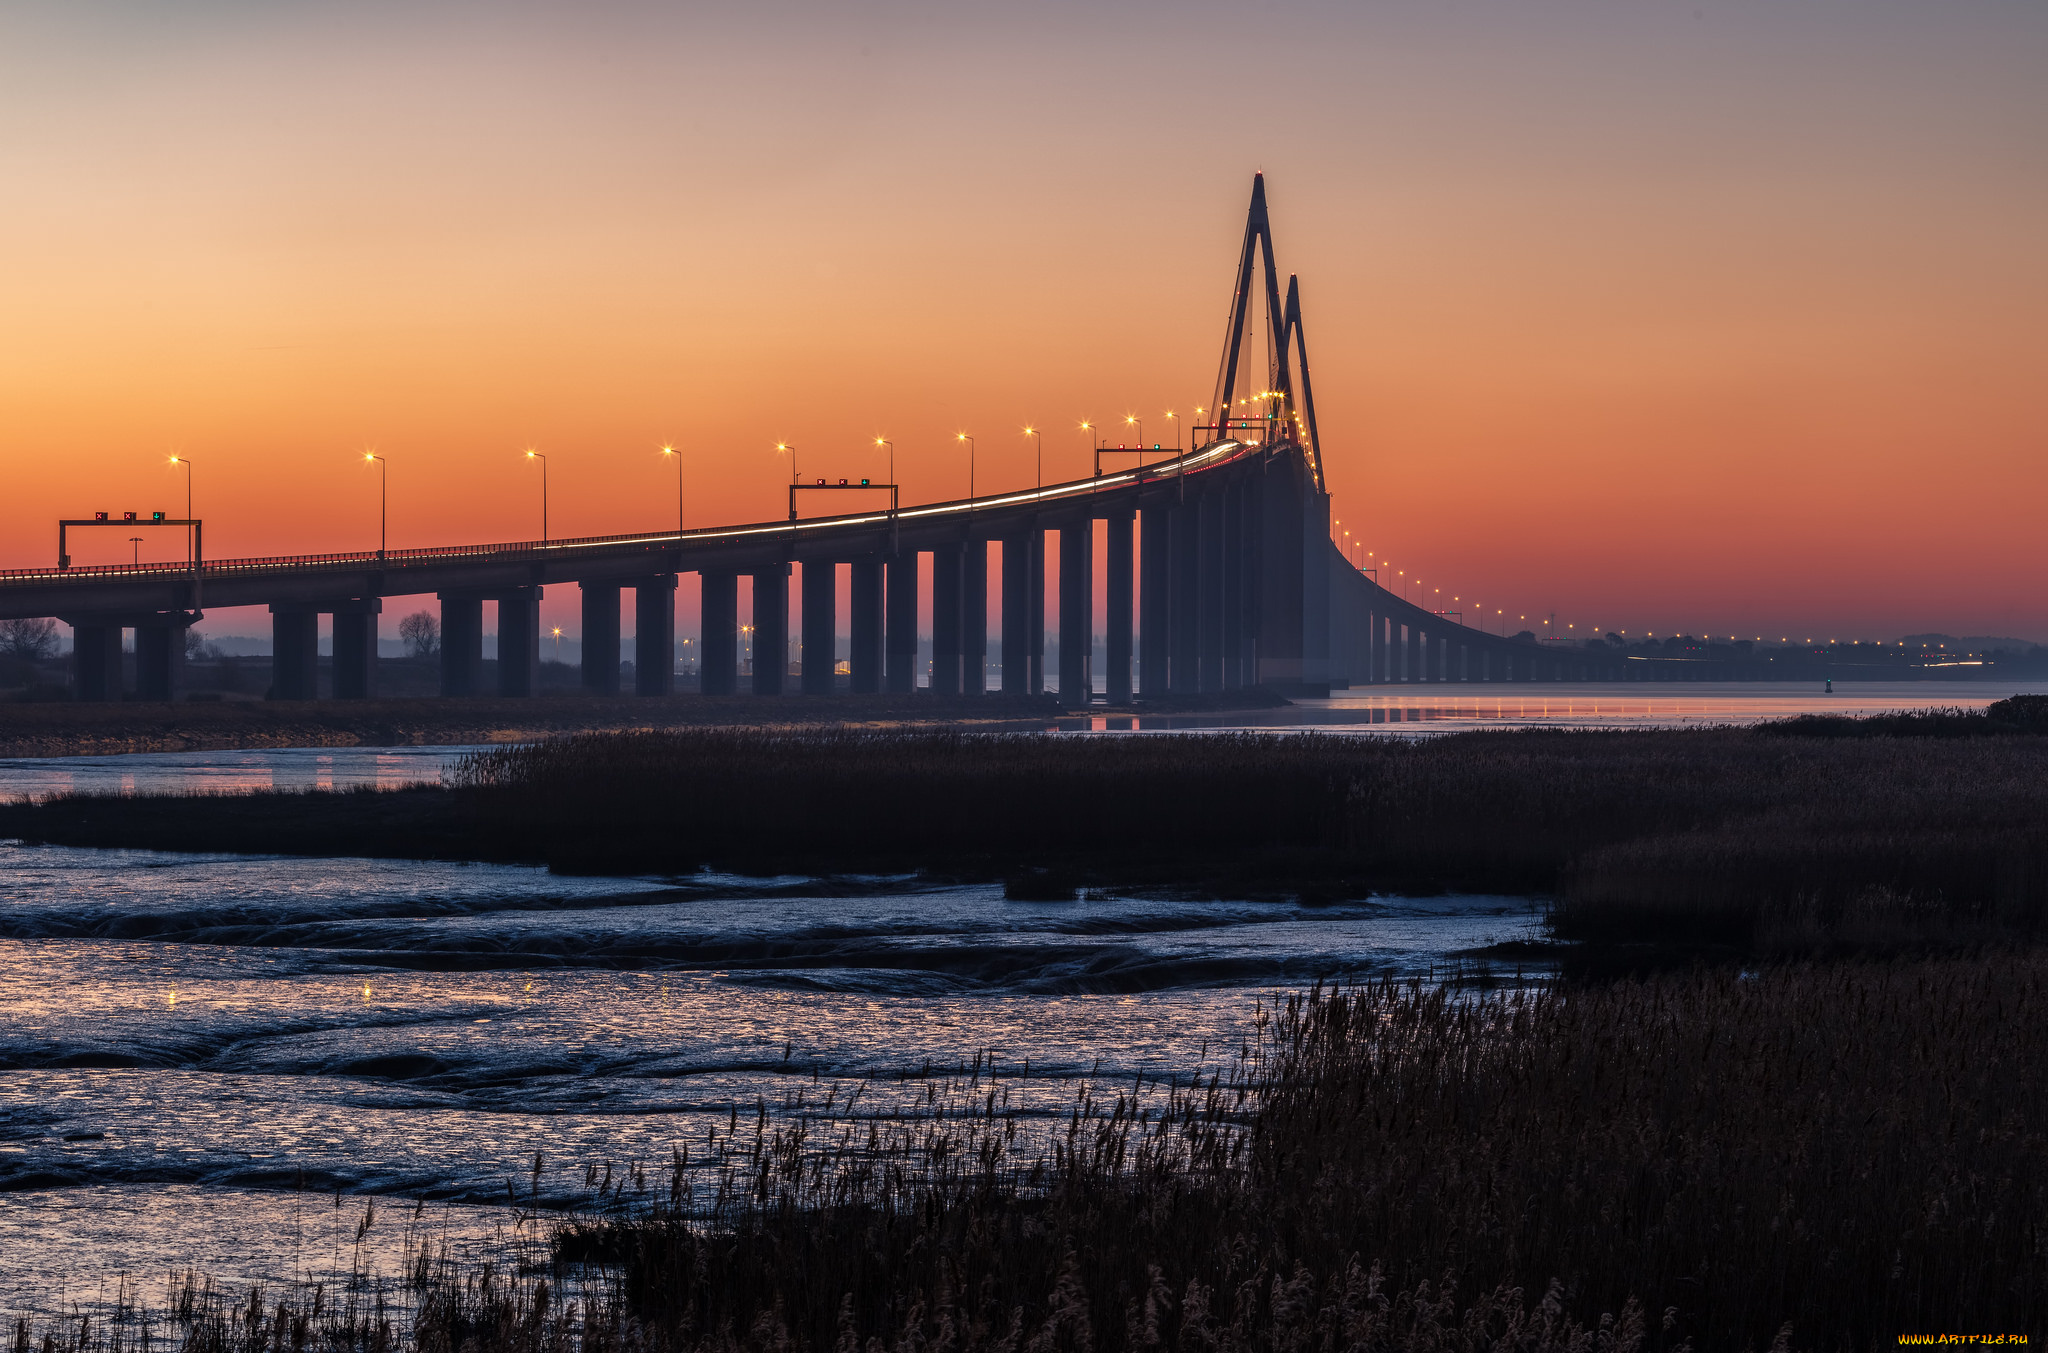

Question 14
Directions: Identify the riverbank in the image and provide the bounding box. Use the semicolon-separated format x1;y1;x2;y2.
7;714;2045;957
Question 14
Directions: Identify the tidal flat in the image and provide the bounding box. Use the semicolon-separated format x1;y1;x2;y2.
4;710;2046;1349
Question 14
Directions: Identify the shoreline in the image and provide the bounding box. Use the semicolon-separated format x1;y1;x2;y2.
0;690;1291;759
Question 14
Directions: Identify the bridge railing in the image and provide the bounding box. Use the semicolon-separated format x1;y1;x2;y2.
0;437;1263;589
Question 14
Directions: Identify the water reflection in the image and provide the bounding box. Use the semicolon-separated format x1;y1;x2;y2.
1054;680;2048;735
0;745;484;802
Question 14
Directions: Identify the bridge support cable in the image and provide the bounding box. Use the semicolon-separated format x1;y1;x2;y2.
1104;510;1134;705
751;567;789;696
580;583;623;695
700;572;740;696
634;576;677;696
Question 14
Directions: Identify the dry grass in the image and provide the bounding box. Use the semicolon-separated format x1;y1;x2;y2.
23;957;2043;1352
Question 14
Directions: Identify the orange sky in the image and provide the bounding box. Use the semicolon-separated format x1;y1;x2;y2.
3;1;2044;644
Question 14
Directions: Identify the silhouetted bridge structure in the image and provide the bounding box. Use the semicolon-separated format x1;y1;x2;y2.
1;178;1635;703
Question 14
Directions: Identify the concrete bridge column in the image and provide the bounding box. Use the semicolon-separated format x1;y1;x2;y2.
634;577;676;696
700;571;739;696
133;621;187;702
495;588;542;698
1220;483;1244;689
1197;489;1224;692
1138;505;1171;698
1169;502;1199;695
801;560;838;696
1104;510;1134;705
930;546;962;696
849;560;882;693
331;599;381;700
885;551;918;694
438;595;484;697
1410;625;1426;683
69;623;123;702
1058;521;1092;704
270;605;320;700
579;583;622;694
963;541;988;695
1255;457;1306;690
1026;529;1045;695
1001;533;1030;696
752;566;788;696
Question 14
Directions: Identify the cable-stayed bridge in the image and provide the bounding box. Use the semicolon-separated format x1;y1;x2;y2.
0;176;1629;702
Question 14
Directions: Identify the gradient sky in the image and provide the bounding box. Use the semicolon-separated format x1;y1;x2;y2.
3;0;2044;644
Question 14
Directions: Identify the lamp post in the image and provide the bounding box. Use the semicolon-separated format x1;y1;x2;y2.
524;450;548;542
1023;427;1042;492
775;444;796;518
1124;415;1142;461
955;433;975;501
129;536;142;565
1079;421;1096;476
363;453;387;559
661;446;684;536
874;438;894;490
1164;410;1180;457
167;455;194;571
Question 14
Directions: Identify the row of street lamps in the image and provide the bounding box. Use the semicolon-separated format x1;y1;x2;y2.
148;408;1211;569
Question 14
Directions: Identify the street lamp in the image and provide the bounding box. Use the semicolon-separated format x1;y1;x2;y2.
167;455;195;571
660;445;684;536
129;536;143;566
524;450;548;542
775;444;796;518
874;438;894;490
551;625;563;661
1023;427;1042;492
955;433;975;501
1124;414;1142;460
363;453;387;558
1079;421;1097;476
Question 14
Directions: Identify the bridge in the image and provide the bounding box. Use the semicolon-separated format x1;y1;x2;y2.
0;176;1633;704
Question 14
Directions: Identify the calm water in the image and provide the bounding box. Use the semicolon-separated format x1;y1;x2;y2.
1059;680;2048;733
3;682;2027;1320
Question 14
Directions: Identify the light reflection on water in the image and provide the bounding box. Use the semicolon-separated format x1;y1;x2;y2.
0;744;483;803
1055;680;2048;734
0;842;1543;1320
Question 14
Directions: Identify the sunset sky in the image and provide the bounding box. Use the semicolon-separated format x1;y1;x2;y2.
3;0;2043;645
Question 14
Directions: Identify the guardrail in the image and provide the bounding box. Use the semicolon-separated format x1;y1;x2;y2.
0;437;1260;589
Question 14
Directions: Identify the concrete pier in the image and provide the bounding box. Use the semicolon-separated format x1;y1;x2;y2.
1057;521;1091;704
962;541;987;695
69;623;122;702
270;606;320;700
930;543;963;696
330;599;380;699
885;550;918;694
751;566;787;696
700;571;739;696
1138;505;1170;698
633;576;676;695
1169;503;1198;695
1197;489;1224;692
579;583;621;694
495;587;542;697
1104;510;1133;705
133;621;187;702
849;559;882;694
439;595;485;697
1001;532;1031;696
1220;484;1244;689
801;560;836;696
